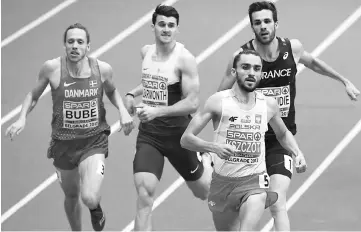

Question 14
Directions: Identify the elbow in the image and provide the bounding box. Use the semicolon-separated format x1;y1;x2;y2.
189;98;199;114
180;133;190;149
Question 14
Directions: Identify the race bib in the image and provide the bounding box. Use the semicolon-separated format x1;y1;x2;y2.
225;130;262;164
259;173;270;188
142;73;168;107
257;85;290;117
62;99;99;129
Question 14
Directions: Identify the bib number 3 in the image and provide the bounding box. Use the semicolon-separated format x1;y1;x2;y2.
259;173;270;188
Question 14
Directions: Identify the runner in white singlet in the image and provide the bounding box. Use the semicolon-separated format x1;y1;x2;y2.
181;49;305;231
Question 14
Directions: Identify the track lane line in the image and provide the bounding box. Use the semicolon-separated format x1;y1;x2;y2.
261;5;361;231
2;0;78;48
1;0;180;126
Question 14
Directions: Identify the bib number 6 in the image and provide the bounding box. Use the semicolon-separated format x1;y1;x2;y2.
259;173;270;188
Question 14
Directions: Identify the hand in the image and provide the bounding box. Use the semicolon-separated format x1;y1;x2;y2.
211;143;236;160
136;104;160;122
5;118;26;140
345;81;360;101
124;95;136;115
119;111;135;136
294;152;307;173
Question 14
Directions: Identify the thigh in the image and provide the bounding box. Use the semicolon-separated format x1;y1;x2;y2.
134;172;159;197
212;211;240;231
166;138;203;181
78;153;105;194
134;133;165;180
269;174;291;202
238;192;267;231
55;167;80;197
266;139;293;179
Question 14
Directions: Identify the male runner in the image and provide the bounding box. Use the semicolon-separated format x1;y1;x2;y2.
6;23;134;231
217;1;360;231
181;49;306;231
124;5;213;231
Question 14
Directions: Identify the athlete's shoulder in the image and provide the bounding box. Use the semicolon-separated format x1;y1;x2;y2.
141;44;153;59
256;91;267;100
178;42;194;60
204;91;226;112
96;59;113;78
41;57;61;77
265;95;278;110
289;39;303;54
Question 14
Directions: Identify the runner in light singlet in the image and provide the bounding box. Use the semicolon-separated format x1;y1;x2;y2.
5;23;134;231
217;1;359;231
123;5;213;231
181;49;306;231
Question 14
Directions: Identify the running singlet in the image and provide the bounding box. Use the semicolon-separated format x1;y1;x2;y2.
241;37;297;136
50;56;110;140
212;90;268;177
139;42;191;135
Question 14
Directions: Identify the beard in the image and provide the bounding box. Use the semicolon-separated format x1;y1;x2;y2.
255;28;276;45
237;79;257;92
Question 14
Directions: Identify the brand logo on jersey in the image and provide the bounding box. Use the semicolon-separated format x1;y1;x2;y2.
283;52;289;60
254;132;262;141
241;115;251;123
262;68;291;79
229;116;238;122
89;80;98;88
64;82;76;87
255;114;262;124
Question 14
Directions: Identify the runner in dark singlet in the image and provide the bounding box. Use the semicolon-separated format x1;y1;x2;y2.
6;23;134;231
124;5;213;231
217;1;359;231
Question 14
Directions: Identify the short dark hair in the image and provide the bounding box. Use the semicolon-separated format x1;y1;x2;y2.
248;1;278;25
63;23;90;44
152;4;179;25
233;49;262;69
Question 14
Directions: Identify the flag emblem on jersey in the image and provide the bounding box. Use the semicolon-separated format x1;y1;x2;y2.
89;80;98;88
255;114;262;124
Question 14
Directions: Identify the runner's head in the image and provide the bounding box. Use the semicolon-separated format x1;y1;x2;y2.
249;1;278;45
152;5;179;44
63;23;90;62
232;49;262;92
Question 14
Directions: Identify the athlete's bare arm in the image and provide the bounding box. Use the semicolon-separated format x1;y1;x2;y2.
291;39;359;100
181;93;236;159
127;45;150;97
266;96;307;173
217;48;243;92
124;45;150;115
98;60;134;135
5;59;55;139
156;48;200;117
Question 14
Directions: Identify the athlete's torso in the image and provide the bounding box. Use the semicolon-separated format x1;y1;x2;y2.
50;56;109;140
212;90;268;177
139;42;191;135
241;37;297;136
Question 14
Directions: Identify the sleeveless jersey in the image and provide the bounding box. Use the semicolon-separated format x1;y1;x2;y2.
241;37;297;136
50;56;110;140
139;42;191;135
212;90;268;177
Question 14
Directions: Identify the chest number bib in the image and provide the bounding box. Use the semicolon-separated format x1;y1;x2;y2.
63;99;99;129
225;130;262;164
257;85;291;117
142;74;168;107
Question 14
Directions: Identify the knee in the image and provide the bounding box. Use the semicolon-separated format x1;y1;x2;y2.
137;184;156;209
81;191;100;209
188;181;210;201
269;196;287;214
